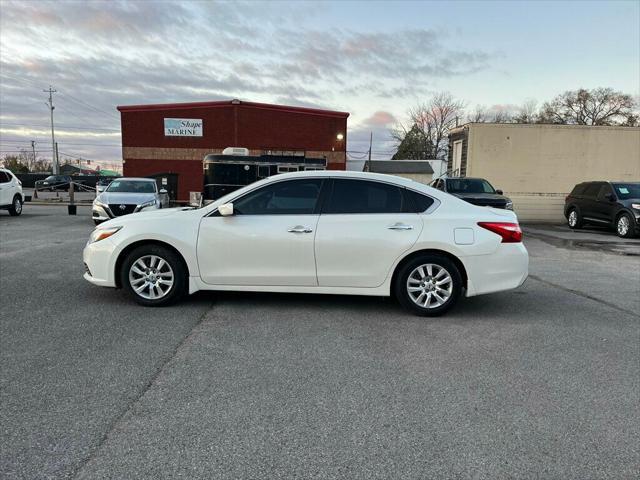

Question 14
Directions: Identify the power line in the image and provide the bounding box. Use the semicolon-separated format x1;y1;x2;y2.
1;141;122;147
0;122;120;132
58;91;120;120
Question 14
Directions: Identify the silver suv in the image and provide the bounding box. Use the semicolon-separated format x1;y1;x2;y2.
92;177;168;225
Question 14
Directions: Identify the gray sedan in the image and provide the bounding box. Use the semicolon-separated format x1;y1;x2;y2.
92;177;168;225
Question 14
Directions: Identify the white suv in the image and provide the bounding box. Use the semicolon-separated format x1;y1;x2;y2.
0;168;23;216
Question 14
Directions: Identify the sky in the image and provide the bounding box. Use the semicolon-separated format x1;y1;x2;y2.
0;0;638;168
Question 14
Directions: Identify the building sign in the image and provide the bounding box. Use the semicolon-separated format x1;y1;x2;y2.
164;118;203;137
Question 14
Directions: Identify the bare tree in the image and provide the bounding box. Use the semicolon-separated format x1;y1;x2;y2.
513;99;538;123
492;109;512;123
392;92;465;160
467;105;488;123
467;104;513;123
539;88;636;125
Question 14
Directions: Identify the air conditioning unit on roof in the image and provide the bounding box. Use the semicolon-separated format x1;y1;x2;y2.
222;147;249;156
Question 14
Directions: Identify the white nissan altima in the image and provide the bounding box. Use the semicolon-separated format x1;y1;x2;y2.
83;171;528;316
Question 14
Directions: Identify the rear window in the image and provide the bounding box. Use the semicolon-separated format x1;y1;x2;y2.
570;183;588;195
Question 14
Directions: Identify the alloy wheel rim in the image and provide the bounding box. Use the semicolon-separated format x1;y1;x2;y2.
128;255;174;300
618;216;629;235
569;211;577;226
14;198;21;213
406;263;453;309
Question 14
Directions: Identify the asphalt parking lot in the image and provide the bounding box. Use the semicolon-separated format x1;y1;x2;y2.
1;205;639;479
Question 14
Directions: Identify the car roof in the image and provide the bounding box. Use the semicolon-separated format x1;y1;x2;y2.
112;177;156;182
444;177;487;181
270;169;429;189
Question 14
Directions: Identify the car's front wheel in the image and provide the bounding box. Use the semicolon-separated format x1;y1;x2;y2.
120;245;187;306
8;195;22;216
616;212;635;238
394;254;462;316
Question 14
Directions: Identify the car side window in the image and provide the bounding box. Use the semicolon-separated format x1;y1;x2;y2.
324;179;404;214
404;189;435;213
0;172;9;183
233;179;323;215
583;183;602;198
596;184;614;201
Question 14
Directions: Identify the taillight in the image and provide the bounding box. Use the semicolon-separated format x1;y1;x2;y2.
478;222;523;243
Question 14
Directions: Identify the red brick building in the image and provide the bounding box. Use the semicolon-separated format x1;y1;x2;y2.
117;99;349;201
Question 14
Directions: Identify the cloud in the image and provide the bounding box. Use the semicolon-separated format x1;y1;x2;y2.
0;1;496;163
363;111;397;127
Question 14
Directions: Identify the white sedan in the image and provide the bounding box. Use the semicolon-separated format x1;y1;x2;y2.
83;171;528;316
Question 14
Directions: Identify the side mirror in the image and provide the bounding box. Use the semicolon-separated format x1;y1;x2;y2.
496;189;503;195
159;188;168;195
218;202;234;216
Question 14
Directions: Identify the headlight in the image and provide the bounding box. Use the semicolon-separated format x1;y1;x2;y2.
505;201;513;210
138;199;157;210
89;226;122;243
94;199;107;208
632;203;640;210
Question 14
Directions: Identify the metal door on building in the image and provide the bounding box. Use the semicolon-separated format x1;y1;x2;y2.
147;173;179;201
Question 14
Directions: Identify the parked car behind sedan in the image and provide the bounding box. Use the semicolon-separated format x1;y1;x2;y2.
0;168;23;216
96;178;112;194
429;177;513;210
83;171;528;316
565;181;640;238
35;175;73;191
92;177;168;225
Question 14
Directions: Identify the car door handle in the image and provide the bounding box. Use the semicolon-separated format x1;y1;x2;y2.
288;226;313;233
388;223;414;230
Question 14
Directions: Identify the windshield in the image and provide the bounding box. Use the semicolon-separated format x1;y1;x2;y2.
106;180;156;194
447;178;496;194
612;183;640;200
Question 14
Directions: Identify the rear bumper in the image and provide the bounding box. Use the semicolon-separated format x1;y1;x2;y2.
463;243;529;297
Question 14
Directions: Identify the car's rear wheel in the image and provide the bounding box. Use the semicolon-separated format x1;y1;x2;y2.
120;245;187;306
616;213;635;238
8;195;22;216
394;254;462;316
567;208;582;229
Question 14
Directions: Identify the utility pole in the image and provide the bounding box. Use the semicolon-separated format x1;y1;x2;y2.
365;131;373;172
44;85;58;174
30;140;36;170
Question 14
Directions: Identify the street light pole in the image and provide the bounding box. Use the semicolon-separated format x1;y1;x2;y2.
44;86;58;174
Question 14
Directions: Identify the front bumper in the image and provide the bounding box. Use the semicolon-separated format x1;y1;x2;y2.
92;204;111;222
83;237;118;287
92;203;159;221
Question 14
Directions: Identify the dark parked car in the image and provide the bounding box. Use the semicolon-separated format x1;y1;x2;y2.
35;175;73;191
564;181;640;238
429;177;513;210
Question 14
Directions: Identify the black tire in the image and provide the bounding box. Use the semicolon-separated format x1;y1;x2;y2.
8;195;22;216
394;254;463;317
567;207;582;229
616;212;636;238
120;244;188;307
